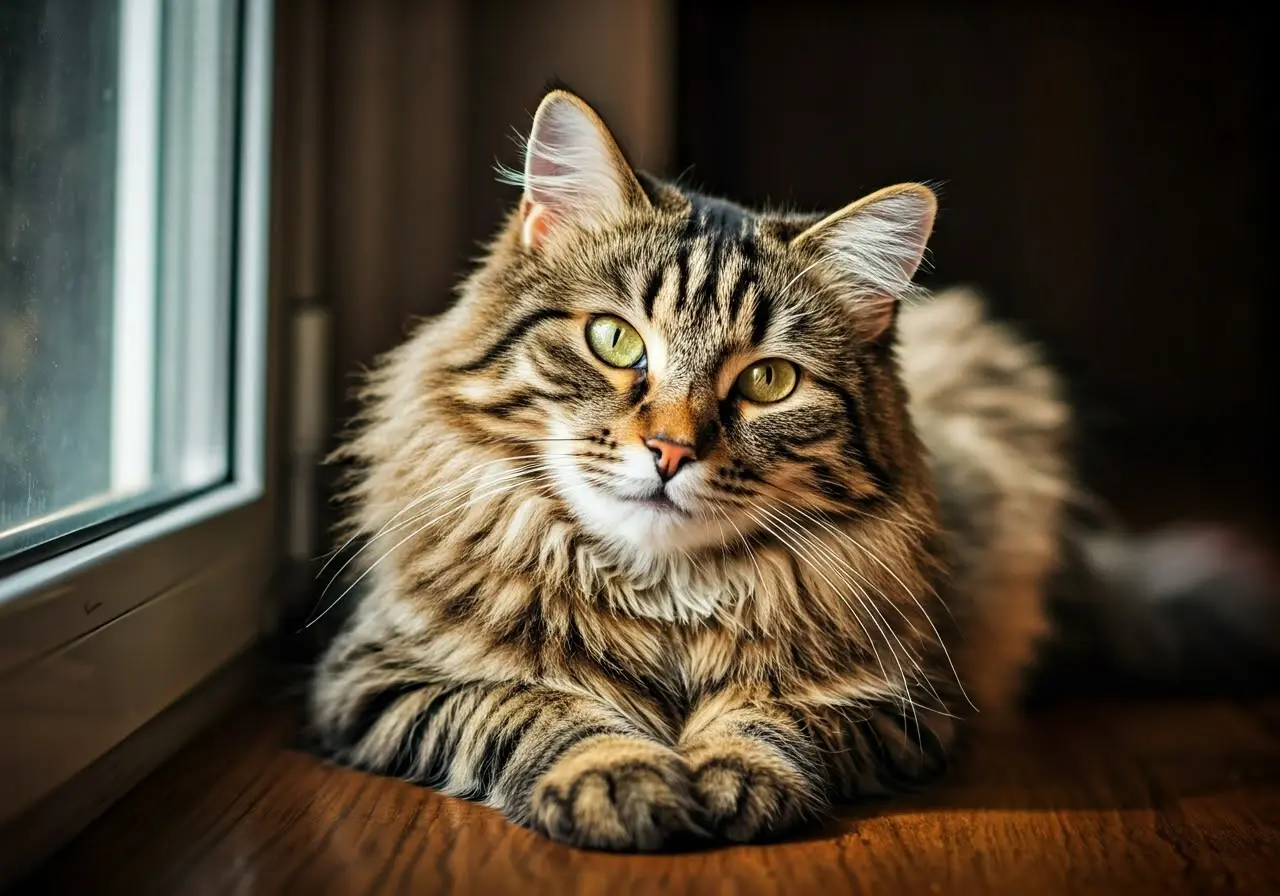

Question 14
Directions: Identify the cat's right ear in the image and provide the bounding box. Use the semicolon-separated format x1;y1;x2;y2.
789;184;937;341
514;90;649;250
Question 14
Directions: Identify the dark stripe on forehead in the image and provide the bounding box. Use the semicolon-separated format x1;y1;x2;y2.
688;193;754;235
673;244;691;315
669;192;764;317
694;233;723;319
751;288;774;345
452;308;570;373
640;266;664;319
603;259;627;298
681;206;704;240
726;265;754;328
738;225;759;262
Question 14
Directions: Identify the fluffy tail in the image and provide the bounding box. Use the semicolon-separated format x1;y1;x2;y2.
1028;517;1280;704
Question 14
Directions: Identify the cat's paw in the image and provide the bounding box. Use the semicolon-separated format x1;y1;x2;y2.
529;735;701;851
688;739;821;842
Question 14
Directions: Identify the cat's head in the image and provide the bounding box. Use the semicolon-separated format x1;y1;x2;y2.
437;89;937;564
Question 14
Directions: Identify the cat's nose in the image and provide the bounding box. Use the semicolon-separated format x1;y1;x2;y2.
644;437;696;482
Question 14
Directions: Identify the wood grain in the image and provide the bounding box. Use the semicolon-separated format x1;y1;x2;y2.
18;698;1280;895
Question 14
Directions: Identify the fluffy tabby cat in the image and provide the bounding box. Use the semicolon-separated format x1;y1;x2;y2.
309;88;1277;849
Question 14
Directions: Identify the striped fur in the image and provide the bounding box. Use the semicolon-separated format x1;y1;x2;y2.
308;89;1067;850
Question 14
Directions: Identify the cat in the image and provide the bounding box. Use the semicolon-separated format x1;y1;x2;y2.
307;87;1277;850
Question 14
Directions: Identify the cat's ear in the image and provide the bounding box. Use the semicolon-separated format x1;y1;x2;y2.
515;90;649;250
790;184;937;340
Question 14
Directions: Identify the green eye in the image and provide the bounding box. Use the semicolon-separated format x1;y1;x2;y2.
586;315;646;368
736;359;799;403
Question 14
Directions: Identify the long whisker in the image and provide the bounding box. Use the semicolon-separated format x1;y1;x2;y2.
759;504;959;733
765;484;948;628
749;504;924;738
318;451;560;578
779;257;826;295
748;505;927;744
743;505;894;689
318;453;592;606
306;464;586;629
774;498;974;711
501;437;596;445
756;477;929;536
766;502;951;717
770;503;927;640
716;506;765;586
769;500;953;717
318;458;561;598
754;504;903;660
363;451;598;541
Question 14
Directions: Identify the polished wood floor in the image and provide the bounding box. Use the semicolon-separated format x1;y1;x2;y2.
18;695;1280;895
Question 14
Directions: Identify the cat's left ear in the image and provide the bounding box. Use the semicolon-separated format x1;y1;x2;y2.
516;90;649;250
790;184;937;340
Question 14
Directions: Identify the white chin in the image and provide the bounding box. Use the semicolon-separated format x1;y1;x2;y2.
552;472;729;558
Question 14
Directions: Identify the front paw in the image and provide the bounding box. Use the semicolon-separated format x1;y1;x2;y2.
530;734;701;851
688;739;822;842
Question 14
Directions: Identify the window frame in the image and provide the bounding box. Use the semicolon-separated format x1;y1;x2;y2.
0;0;279;830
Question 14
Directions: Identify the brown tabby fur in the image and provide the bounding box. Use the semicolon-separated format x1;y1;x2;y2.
308;89;1071;850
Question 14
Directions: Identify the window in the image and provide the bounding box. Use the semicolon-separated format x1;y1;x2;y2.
1;0;241;564
0;0;276;832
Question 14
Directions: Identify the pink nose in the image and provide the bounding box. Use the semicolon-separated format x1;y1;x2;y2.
644;437;696;481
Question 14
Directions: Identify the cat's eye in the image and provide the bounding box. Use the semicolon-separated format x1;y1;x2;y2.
736;359;799;403
586;315;646;368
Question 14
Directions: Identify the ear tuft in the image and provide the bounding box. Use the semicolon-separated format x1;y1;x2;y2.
791;184;937;339
503;90;647;250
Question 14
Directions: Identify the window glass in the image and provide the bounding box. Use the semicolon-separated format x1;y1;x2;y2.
0;0;239;564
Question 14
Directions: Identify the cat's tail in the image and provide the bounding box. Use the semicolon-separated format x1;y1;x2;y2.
1027;516;1280;704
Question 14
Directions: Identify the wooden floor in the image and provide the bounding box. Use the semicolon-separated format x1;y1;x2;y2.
18;696;1280;895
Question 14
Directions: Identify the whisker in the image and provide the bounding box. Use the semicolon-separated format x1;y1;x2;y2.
766;502;950;718
318;451;561;579
747;509;924;747
318;459;558;598
503;437;596;444
774;498;973;711
305;464;586;629
779;257;826;295
317;454;591;607
743;505;891;683
750;503;923;735
714;505;767;603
